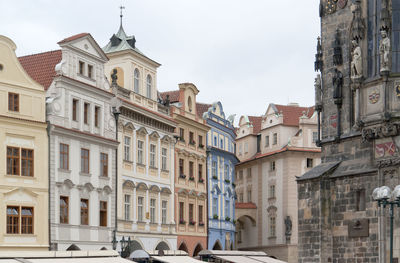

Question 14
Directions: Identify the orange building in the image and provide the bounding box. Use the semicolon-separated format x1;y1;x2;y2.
161;83;210;256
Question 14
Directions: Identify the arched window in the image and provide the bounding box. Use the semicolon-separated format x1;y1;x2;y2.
134;69;140;93
146;75;152;98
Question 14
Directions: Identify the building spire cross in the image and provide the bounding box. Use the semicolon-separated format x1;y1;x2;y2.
119;5;125;27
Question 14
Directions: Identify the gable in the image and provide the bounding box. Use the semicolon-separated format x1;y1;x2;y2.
71;38;108;62
3;187;38;203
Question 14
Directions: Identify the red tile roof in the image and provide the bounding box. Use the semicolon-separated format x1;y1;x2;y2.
160;90;180;103
235;202;257;209
196;102;212;117
18;50;62;90
248;116;262;134
274;104;315;127
57;33;90;44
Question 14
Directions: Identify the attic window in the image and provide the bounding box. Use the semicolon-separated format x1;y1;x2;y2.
87;65;93;79
188;96;193;112
79;61;85;75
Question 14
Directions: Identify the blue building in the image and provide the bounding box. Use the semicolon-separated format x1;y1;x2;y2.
202;102;238;250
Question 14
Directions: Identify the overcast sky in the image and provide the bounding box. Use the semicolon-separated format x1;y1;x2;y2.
1;0;320;121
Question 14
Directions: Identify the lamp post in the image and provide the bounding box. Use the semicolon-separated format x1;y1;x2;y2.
372;185;400;263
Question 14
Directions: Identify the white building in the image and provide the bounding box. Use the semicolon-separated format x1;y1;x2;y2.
20;33;118;250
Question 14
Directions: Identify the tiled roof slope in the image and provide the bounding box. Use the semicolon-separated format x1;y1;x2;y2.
274;104;314;127
196;102;212;117
18;50;62;90
248;116;262;134
160;90;180;103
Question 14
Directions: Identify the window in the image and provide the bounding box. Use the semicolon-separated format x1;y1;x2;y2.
198;135;203;146
270;161;276;171
225;200;229;218
6;206;19;234
244;142;248;152
134;69;140;93
220;139;224;149
84;102;89;124
269;216;276;237
212;197;218;216
137;140;143;164
265;135;269;147
198;164;203;181
224;164;229;180
60;144;69;170
307;158;313;168
79;61;84;75
312;131;318;143
239;144;242;155
124;137;131;161
21;207;33;234
124;194;131;221
72;99;78;121
273;133;278;145
137;197;144;221
162;200;167;224
189;161;194;179
179;128;185;141
161;148;167;170
7;146;19;175
8;93;19;112
179;202;184;222
150;144;156;167
94;106;100;127
189;203;194;223
189;132;194;144
198;205;203;224
179;159;184;176
247;189;252;202
80;199;89;225
212;161;217;178
81;148;89;173
100;201;107;227
60;196;69;224
188;96;193;112
269;185;275;198
21;149;34;177
356;189;366;211
88;64;93;78
239;170;243;180
247;168;251;178
146;74;152;98
150;199;156;223
214;136;217;146
239;193;244;202
100;153;108;177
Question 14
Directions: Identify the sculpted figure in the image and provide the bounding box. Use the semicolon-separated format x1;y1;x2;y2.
332;68;343;100
111;69;118;85
379;30;390;72
314;74;322;107
285;216;292;236
351;40;363;79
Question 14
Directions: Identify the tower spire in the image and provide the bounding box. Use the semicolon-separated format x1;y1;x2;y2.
119;5;125;27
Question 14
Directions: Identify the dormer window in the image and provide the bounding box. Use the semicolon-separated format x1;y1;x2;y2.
79;61;85;75
134;69;140;93
146;75;152;98
87;65;93;79
188;96;193;112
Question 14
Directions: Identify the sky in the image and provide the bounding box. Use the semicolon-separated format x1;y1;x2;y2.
1;0;320;121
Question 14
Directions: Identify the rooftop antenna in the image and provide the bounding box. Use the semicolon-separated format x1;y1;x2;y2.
119;5;125;27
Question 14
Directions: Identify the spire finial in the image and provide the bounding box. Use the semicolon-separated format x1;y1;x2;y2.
119;5;125;27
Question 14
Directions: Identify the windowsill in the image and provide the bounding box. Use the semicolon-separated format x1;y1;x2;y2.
99;176;109;180
161;169;169;173
268;236;276;239
149;166;158;170
4;234;37;237
123;160;133;164
79;172;91;177
58;168;71;173
137;163;145;167
268;197;276;201
77;73;95;82
4;174;35;179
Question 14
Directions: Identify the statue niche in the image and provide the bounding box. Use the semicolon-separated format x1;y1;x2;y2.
351;40;363;80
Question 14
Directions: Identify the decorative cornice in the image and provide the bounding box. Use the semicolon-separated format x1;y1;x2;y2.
361;123;399;142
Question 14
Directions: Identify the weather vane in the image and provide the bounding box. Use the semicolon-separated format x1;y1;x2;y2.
119;5;125;26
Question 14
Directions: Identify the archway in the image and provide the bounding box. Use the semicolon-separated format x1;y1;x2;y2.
128;240;143;252
193;243;203;257
178;242;188;253
66;244;81;251
100;247;108;250
155;241;170;251
212;240;222;250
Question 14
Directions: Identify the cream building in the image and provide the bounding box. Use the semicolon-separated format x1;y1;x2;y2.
0;35;49;251
103;23;178;252
235;103;321;263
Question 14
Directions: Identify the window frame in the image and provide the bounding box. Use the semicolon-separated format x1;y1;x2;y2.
7;146;20;176
80;198;89;225
150;144;156;168
150;198;156;223
59;143;69;170
100;153;108;177
161;147;167;170
124;194;131;221
8;92;19;112
161;200;167;224
83;102;90;125
99;201;107;227
124;136;131;161
72;99;78;121
6;206;19;234
60;196;69;224
146;74;152;98
137;196;144;222
80;148;90;174
137;140;144;164
94;106;100;127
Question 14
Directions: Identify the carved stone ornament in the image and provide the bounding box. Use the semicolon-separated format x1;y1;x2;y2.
368;89;380;104
333;29;343;66
351;1;365;41
315;74;322;108
315;37;323;72
379;30;391;73
337;0;347;9
361;123;399;142
377;158;400;168
396;84;400;98
351;40;363;80
325;0;337;15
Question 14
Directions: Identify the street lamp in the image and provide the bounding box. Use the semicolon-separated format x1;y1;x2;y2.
373;185;400;263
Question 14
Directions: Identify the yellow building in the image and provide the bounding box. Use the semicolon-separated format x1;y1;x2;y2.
0;35;49;251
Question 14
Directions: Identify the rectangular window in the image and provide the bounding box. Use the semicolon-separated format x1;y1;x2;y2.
239;193;244;203
270;216;276;237
269;185;275;198
100;153;108;177
307;158;313;168
72;99;78;121
137;140;143;164
225;200;229;218
99;201;107;227
189;161;194;178
81;148;89;173
137;197;143;221
87;64;93;78
80;199;89;225
7;146;20;175
312;131;318;143
60;196;69;224
150;198;156;223
198;164;203;181
162;200;167;224
179;159;184;176
273;133;278;145
161;148;167;170
94;106;100;127
247;189;252;202
212;197;218;216
189;203;194;223
124;136;130;161
79;61;84;75
60;143;69;170
265;135;270;147
124;194;131;221
189;131;194;144
224;164;229;180
21;149;34;177
84;102;89;124
179;128;185;141
150;144;156;167
21;207;33;234
270;161;276;171
247;168;252;178
198;205;203;224
356;189;366;211
6;206;19;234
198;135;203;146
212;161;217;178
8;92;19;112
179;202;184;222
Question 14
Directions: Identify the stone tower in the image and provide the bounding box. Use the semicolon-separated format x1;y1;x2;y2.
297;0;400;262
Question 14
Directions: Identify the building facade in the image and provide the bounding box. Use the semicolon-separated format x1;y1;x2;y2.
298;1;400;262
103;23;178;252
160;84;210;256
235;103;320;263
0;35;49;251
202;102;237;250
19;33;118;250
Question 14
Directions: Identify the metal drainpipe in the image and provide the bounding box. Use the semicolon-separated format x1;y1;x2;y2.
114;110;119;246
206;147;209;249
46;120;51;250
